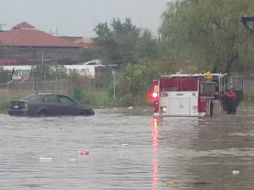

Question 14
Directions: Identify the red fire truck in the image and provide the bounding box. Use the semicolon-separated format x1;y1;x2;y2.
147;72;228;117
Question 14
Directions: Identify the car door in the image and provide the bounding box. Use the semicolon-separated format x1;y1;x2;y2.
58;95;80;115
44;94;65;115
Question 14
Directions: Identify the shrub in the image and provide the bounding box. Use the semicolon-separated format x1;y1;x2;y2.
72;89;110;108
243;93;254;106
119;95;135;107
0;98;11;113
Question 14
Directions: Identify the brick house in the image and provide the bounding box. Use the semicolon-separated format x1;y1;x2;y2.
0;22;90;65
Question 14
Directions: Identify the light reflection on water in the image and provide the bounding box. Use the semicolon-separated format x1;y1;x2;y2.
0;107;254;189
155;107;254;190
151;118;159;190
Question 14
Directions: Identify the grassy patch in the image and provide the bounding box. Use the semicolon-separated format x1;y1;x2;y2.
0;97;11;113
242;93;254;106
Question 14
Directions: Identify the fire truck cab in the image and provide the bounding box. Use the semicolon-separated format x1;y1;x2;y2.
148;73;227;117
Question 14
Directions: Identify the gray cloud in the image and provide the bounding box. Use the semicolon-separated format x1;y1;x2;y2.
0;0;171;37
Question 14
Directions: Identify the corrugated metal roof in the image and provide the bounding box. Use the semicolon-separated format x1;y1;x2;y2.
0;22;81;48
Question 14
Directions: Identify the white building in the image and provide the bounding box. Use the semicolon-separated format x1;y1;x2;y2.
0;64;102;80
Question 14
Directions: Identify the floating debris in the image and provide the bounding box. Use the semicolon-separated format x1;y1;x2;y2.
79;150;89;156
119;143;129;146
232;170;240;175
128;106;134;110
192;181;211;185
166;181;176;187
69;158;77;162
39;157;53;162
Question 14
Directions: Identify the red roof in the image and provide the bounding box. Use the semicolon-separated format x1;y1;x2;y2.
0;22;81;48
61;36;94;48
13;21;35;29
73;38;94;48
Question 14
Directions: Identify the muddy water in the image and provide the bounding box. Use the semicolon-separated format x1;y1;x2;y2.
0;107;253;190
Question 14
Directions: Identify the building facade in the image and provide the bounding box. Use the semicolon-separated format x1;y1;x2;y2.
0;22;93;65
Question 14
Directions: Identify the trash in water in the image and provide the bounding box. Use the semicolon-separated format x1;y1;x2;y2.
39;157;53;162
120;143;129;146
192;181;211;185
69;158;77;162
79;150;89;156
166;181;176;187
128;106;134;110
232;170;240;175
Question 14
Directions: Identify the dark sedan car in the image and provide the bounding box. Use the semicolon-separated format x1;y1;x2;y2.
8;93;95;117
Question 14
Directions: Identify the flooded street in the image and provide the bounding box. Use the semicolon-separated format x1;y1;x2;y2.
0;107;254;190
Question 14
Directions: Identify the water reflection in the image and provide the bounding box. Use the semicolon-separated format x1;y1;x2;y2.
151;118;159;190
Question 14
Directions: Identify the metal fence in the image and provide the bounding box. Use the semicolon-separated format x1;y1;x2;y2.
1;76;254;98
0;79;92;97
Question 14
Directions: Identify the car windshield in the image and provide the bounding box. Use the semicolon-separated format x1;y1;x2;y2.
22;94;44;102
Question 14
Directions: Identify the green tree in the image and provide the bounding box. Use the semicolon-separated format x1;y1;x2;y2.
94;18;141;65
112;18;140;64
94;22;119;64
160;0;254;74
79;47;101;62
31;65;52;81
116;63;160;99
51;65;67;79
31;65;67;81
0;68;11;83
137;29;159;61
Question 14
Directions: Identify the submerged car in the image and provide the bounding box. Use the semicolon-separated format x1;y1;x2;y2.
8;93;95;117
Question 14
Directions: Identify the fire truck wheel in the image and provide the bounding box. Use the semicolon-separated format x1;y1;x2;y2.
209;103;213;117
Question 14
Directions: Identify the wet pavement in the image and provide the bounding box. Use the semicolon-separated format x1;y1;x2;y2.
0;106;254;190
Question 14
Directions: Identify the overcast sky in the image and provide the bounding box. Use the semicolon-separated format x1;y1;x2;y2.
0;0;171;37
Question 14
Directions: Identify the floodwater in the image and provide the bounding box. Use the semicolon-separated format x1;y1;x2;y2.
0;107;254;190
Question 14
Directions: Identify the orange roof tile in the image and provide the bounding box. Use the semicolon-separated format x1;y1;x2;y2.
0;22;81;48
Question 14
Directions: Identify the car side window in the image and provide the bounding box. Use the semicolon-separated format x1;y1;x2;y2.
44;95;59;103
59;96;75;105
23;95;44;102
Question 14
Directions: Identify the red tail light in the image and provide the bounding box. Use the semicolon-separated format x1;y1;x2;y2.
152;92;158;98
21;103;29;110
147;89;159;103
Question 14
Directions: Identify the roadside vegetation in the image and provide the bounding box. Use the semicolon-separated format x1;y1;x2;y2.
1;0;254;111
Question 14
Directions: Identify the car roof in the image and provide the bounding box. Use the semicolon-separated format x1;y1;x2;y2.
37;93;56;95
27;93;54;96
28;93;63;97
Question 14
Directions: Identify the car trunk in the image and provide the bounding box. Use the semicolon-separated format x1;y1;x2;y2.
10;101;28;110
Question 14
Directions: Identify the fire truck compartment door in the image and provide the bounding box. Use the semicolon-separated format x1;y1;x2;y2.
160;91;199;116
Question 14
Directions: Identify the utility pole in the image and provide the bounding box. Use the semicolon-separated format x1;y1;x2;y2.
41;50;44;64
112;70;116;99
